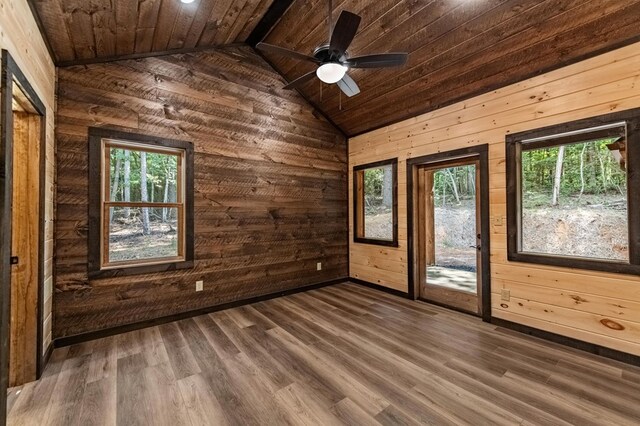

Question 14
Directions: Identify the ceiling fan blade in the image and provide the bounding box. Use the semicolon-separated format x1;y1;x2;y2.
256;42;320;64
344;53;408;68
336;73;360;97
329;11;361;54
283;71;317;90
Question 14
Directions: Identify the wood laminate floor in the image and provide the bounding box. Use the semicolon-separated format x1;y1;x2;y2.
7;282;640;425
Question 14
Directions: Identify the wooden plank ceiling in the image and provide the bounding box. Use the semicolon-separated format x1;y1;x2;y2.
31;0;272;64
262;0;640;136
30;0;640;136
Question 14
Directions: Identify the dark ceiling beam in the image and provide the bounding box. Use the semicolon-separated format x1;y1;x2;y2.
246;0;295;47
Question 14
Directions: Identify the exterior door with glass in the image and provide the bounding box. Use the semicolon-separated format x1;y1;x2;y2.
416;157;484;315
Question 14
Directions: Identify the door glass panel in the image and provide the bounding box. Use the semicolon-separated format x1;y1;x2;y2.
426;164;478;294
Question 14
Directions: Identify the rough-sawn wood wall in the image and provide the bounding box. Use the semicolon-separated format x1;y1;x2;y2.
55;46;348;338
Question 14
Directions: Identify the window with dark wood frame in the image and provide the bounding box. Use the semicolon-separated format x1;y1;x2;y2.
353;158;398;247
88;128;194;278
506;108;640;275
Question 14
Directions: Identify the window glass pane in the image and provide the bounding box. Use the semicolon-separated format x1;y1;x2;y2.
428;165;477;293
363;165;394;240
521;135;628;261
109;147;179;203
108;207;179;263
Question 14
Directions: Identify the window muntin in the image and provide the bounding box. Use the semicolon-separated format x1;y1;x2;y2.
101;140;186;269
353;158;398;247
506;110;640;275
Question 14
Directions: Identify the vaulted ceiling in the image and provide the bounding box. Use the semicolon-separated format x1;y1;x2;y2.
31;0;272;63
31;0;640;136
263;0;640;135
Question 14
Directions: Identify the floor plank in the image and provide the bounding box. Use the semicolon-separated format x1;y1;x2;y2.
8;282;640;425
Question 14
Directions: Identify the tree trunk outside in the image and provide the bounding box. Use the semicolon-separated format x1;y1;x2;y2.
382;166;393;208
109;155;121;223
446;168;460;204
579;143;587;199
163;172;170;222
595;147;608;193
124;150;131;218
552;145;565;206
140;151;150;235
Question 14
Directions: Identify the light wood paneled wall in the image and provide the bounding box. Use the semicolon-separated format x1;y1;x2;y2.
349;41;640;356
0;0;56;355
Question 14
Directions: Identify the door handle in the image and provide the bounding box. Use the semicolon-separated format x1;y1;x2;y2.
469;245;481;250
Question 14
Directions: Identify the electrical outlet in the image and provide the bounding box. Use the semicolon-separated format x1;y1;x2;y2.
317;262;322;271
196;280;204;292
501;288;510;301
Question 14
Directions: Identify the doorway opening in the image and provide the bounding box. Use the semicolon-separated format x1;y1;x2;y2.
0;50;47;421
408;146;491;319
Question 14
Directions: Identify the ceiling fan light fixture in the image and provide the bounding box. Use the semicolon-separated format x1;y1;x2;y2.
316;63;347;84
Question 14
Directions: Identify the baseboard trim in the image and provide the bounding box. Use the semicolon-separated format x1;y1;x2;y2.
349;277;411;299
54;277;347;348
492;318;640;367
42;342;53;370
35;341;54;379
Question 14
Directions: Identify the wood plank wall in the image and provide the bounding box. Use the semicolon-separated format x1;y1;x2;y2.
55;46;348;338
349;41;640;357
0;0;56;356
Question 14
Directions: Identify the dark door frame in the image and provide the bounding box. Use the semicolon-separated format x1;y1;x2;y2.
0;49;47;423
407;145;491;322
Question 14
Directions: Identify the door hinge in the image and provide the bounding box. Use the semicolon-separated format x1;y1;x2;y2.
10;256;19;265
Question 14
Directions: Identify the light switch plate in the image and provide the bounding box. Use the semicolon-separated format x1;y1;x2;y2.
196;280;204;292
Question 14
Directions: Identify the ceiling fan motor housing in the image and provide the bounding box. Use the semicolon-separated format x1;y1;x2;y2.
313;44;348;64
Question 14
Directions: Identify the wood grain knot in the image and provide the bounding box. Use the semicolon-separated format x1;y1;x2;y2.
570;295;588;304
500;303;509;308
600;319;624;331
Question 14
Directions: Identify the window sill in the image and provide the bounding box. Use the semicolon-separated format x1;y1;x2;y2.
507;252;640;276
353;237;399;248
88;259;194;279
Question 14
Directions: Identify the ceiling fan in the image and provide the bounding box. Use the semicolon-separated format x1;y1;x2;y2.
256;0;408;97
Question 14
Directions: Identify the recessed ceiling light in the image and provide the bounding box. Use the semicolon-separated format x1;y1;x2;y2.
180;0;195;3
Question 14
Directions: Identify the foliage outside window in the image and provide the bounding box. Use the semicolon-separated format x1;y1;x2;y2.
104;142;184;266
88;128;194;277
353;158;398;246
506;110;640;274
